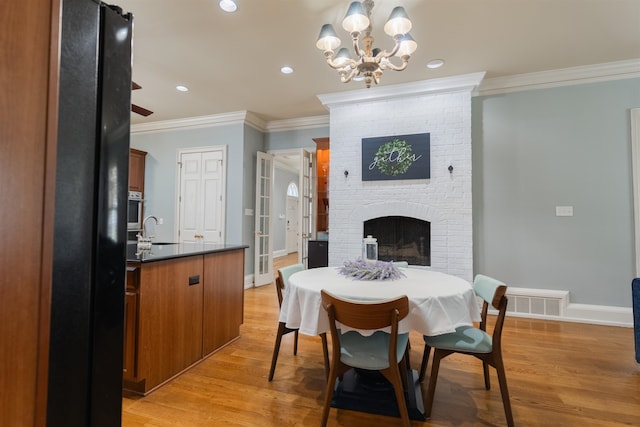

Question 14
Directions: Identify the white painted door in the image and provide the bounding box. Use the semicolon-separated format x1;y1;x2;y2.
286;196;298;253
178;148;225;244
298;149;314;267
254;152;274;286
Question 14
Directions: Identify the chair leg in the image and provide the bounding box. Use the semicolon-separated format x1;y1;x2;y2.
494;356;514;427
268;322;286;381
381;366;410;427
321;363;350;427
404;340;411;372
320;333;330;380
293;330;299;355
483;360;490;390
320;370;338;427
398;355;408;391
424;349;443;418
418;343;431;383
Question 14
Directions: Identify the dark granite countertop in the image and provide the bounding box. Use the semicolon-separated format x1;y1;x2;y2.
126;242;247;263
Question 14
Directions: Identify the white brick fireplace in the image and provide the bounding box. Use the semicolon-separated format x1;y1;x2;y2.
318;73;485;283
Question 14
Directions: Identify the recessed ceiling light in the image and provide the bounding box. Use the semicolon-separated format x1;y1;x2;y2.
427;59;445;69
176;85;189;92
219;0;237;13
280;66;294;75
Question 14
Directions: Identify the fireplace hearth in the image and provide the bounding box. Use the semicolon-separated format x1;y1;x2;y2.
364;216;430;266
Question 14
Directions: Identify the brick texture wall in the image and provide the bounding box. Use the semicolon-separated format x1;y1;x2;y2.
327;90;473;281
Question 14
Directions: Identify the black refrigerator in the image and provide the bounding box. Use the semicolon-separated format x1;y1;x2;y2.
47;2;132;426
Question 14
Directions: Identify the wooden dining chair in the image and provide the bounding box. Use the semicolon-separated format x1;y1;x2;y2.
420;274;514;427
320;290;411;427
269;264;329;381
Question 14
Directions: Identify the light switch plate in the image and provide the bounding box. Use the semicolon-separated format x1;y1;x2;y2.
555;206;573;217
244;208;254;216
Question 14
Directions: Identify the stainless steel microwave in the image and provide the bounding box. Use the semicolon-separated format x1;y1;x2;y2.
128;191;143;230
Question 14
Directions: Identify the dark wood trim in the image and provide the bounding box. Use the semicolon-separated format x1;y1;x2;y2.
35;0;62;424
313;137;330;150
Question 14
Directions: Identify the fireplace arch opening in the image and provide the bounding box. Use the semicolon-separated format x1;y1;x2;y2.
363;216;430;266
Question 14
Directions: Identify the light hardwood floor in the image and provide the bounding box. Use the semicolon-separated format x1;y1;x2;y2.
122;256;640;426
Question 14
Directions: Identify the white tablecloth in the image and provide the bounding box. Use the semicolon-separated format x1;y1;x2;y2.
279;266;481;337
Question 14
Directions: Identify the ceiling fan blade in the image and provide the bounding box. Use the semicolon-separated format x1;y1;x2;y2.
131;82;152;116
132;103;153;116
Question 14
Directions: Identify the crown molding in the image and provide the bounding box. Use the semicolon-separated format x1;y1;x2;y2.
129;60;640;135
130;111;267;134
265;115;329;132
478;59;640;96
317;72;487;110
129;110;327;134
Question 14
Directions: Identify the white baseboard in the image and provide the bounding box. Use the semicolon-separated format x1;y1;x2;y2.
244;274;254;289
502;287;633;327
244;274;274;289
562;303;633;327
273;249;288;258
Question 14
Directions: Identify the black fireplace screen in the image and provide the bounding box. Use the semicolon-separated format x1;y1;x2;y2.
363;216;430;266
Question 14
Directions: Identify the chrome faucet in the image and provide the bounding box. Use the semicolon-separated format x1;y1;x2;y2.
137;215;158;250
141;215;158;239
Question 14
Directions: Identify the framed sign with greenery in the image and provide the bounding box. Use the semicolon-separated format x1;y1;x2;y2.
361;133;430;181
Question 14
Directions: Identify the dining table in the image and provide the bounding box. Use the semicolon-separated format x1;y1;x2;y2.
278;265;482;421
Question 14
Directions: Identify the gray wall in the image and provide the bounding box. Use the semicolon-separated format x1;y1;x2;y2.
265;126;328;151
130;123;253;273
128;77;640;306
472;78;640;307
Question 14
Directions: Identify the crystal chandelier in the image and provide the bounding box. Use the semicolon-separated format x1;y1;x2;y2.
316;0;417;88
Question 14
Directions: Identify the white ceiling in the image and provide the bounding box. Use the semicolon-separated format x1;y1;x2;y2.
117;0;640;125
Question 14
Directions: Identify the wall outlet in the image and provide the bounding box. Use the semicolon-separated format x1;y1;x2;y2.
555;206;574;217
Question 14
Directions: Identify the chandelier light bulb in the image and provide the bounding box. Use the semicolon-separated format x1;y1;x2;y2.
317;0;417;88
384;6;412;37
342;1;370;34
333;48;352;67
316;24;341;52
395;33;417;57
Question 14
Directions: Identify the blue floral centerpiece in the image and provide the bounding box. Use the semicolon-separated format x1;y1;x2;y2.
338;258;406;281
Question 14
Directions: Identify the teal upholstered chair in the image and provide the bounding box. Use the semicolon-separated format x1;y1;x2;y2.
393;261;409;268
269;264;329;381
320;290;411;427
420;274;514;427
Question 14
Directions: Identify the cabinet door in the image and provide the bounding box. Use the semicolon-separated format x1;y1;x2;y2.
203;249;245;356
138;256;203;391
124;265;140;383
123;290;137;381
129;149;146;192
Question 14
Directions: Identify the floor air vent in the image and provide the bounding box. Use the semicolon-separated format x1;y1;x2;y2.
503;288;569;317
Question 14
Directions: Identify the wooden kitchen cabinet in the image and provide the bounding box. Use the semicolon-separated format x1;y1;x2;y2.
137;256;203;392
314;138;329;233
203;249;245;355
123;266;139;382
128;148;147;192
123;247;245;395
